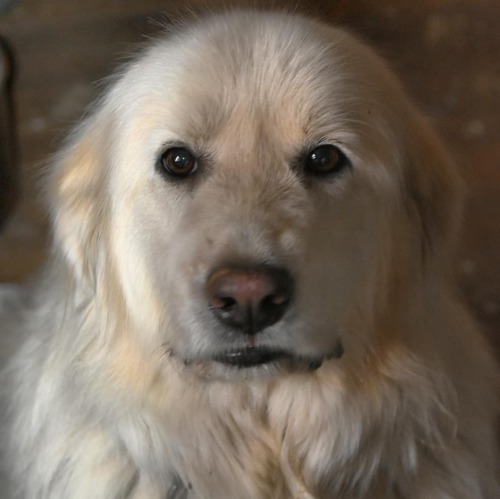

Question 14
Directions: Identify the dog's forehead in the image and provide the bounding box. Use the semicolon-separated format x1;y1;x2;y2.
130;13;382;146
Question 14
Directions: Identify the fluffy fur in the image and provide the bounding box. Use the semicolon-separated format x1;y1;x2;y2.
1;10;499;499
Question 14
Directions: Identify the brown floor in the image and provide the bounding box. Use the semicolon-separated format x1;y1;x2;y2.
0;0;499;359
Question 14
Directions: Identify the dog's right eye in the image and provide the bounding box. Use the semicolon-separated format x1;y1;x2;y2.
304;145;349;177
158;147;198;177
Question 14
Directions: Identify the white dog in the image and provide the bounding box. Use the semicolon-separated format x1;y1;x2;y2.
1;9;498;499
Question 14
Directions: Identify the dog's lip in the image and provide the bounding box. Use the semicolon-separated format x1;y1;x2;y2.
213;347;292;368
211;340;344;370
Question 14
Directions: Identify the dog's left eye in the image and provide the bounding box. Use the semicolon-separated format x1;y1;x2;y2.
304;145;349;176
159;147;198;177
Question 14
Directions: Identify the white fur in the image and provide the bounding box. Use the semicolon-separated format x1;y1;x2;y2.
1;10;498;498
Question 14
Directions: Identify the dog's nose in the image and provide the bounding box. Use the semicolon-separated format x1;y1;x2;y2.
206;265;293;334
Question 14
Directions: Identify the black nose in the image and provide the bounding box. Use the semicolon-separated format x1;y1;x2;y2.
206;265;294;334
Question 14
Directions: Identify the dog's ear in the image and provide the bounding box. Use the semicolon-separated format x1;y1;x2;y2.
403;113;464;260
46;109;112;286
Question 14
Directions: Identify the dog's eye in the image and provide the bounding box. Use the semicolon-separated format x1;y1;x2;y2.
159;147;198;177
305;145;348;176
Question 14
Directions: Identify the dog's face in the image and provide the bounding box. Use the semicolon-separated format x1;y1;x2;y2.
50;12;461;380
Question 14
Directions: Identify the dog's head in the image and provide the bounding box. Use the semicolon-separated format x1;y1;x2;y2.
48;11;462;380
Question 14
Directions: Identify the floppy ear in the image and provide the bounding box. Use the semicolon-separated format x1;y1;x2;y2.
403;113;464;260
46;110;113;286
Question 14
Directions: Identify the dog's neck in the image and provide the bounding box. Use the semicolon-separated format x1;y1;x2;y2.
152;345;455;498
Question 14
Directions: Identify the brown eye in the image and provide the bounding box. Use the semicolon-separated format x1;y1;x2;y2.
305;144;349;176
159;147;198;177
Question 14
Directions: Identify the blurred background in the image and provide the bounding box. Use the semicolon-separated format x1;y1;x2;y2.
0;0;498;359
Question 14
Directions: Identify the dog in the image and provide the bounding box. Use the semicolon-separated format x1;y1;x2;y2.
1;9;498;499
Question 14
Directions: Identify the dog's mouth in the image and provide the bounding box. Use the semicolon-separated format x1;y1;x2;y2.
213;342;343;370
176;341;344;380
177;341;345;379
214;347;292;368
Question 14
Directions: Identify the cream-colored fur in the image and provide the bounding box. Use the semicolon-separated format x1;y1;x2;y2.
1;10;498;499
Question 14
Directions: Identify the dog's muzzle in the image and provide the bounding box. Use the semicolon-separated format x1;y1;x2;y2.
204;263;344;371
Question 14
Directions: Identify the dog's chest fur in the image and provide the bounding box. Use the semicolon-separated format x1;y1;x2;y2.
7;305;464;499
152;352;453;499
